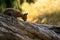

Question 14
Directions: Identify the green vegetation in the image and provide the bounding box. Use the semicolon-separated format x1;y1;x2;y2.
0;0;34;13
0;0;22;13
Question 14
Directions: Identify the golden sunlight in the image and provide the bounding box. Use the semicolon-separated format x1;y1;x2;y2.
21;0;60;25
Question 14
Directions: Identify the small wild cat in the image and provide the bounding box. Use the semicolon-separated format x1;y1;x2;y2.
3;8;28;21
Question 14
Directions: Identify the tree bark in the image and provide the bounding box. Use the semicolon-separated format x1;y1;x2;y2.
0;14;60;40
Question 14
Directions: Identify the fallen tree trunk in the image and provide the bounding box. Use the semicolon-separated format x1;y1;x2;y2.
0;14;60;40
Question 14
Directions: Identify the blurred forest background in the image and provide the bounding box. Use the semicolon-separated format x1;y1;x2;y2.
0;0;60;26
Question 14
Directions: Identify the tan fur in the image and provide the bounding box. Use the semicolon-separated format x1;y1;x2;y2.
3;8;28;21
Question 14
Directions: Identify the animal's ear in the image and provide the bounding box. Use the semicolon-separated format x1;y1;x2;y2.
23;13;28;16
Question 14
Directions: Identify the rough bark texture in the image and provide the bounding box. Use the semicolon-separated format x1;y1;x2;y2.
0;14;60;40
